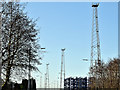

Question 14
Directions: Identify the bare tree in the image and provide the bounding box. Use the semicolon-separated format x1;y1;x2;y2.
89;58;120;89
1;2;41;87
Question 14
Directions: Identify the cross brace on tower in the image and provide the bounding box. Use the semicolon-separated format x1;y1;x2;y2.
90;3;102;89
60;48;65;89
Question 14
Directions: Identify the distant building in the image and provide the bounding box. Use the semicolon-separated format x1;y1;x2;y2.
2;78;36;90
64;77;87;89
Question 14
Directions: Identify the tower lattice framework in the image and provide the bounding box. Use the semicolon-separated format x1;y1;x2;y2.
90;3;102;88
60;48;65;89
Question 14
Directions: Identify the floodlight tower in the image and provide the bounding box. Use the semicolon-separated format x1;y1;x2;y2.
90;3;101;88
60;48;65;89
46;63;50;88
44;73;47;89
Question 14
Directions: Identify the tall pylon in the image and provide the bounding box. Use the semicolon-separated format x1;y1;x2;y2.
60;48;65;89
90;3;101;88
44;73;47;89
46;63;50;88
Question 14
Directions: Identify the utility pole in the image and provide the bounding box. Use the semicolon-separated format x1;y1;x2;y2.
90;3;101;89
60;48;65;89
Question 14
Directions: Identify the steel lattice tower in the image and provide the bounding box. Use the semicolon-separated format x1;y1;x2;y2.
44;64;50;88
90;3;101;88
46;63;50;88
44;73;47;89
60;48;65;89
90;3;101;71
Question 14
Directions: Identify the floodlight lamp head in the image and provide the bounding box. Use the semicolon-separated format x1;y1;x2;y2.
47;63;49;65
41;48;46;50
92;3;99;7
61;48;65;51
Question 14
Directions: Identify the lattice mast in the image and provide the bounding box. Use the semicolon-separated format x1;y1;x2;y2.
90;3;101;88
46;63;50;88
44;73;47;88
91;3;101;71
60;48;65;88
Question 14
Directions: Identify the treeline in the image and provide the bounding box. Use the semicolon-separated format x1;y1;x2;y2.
89;58;120;89
1;2;41;89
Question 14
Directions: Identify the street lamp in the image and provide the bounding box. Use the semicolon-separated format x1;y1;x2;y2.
82;59;88;61
41;48;46;50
